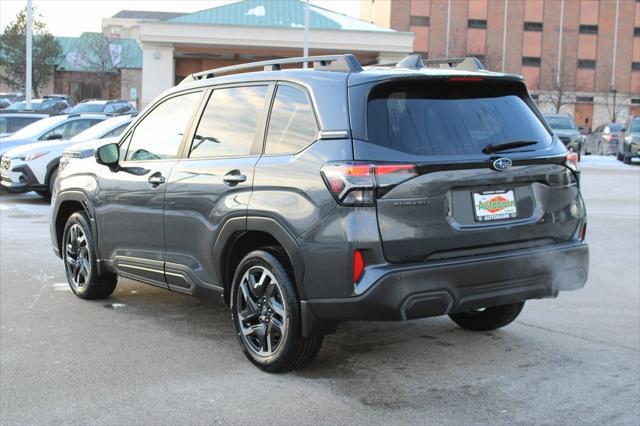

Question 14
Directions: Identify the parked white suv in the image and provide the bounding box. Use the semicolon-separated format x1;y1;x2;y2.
1;114;135;198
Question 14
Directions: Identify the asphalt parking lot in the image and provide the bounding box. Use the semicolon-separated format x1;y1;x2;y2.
1;157;639;425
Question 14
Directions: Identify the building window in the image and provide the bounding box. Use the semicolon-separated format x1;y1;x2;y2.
522;57;541;67
524;22;543;32
468;19;487;29
635;27;640;37
579;25;598;34
631;62;640;71
576;96;594;103
410;16;430;26
577;59;596;69
631;98;640;105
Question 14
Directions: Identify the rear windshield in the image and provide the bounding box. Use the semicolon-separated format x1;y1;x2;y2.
545;116;576;130
69;103;104;113
367;80;551;157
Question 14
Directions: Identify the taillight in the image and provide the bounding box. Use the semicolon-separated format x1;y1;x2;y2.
320;162;417;205
353;250;365;284
579;223;587;241
566;152;580;172
604;134;612;141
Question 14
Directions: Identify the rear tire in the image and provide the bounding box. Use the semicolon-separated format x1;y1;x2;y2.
617;152;624;161
62;211;117;299
449;301;525;331
230;249;323;373
623;154;632;164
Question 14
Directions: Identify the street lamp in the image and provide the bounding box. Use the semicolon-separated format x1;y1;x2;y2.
611;88;618;122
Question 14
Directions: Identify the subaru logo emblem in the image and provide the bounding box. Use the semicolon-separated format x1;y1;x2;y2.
492;157;512;171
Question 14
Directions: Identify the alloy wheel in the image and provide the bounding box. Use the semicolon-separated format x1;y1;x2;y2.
236;266;288;357
65;224;91;290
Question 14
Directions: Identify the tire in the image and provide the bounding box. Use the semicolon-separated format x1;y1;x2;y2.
449;301;525;331
230;248;323;373
624;155;631;165
617;152;623;161
62;211;117;299
48;167;58;195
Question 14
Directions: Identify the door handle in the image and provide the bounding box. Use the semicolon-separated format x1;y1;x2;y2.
148;172;166;186
223;170;247;186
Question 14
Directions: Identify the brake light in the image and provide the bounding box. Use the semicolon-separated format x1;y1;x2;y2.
448;76;484;82
353;250;365;284
579;223;587;241
320;162;417;205
566;152;580;172
604;134;612;141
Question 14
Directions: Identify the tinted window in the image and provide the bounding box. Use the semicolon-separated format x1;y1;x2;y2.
102;123;128;138
545;116;576;130
0;116;42;134
41;119;101;140
265;85;317;155
189;86;267;159
104;103;130;113
69;103;105;113
367;80;551;157
631;119;640;133
126;92;201;161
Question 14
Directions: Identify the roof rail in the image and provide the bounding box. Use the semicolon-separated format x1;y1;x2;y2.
384;55;485;72
180;54;363;84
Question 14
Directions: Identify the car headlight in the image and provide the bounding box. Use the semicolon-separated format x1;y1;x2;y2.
21;151;50;161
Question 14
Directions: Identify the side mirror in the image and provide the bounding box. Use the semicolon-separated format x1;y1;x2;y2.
95;143;120;170
45;133;63;140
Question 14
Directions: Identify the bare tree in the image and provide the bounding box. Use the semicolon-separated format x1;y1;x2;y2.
538;60;576;113
70;33;132;97
604;89;630;123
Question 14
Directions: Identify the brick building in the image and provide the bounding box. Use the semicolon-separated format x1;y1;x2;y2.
360;0;640;129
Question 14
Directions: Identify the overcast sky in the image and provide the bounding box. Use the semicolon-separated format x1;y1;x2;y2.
0;0;362;36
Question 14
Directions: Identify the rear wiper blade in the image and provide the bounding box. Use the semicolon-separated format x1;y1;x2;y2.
482;140;538;154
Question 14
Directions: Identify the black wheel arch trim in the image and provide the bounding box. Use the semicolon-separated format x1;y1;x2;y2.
52;190;102;271
214;215;306;302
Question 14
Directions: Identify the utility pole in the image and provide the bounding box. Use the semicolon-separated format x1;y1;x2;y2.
501;0;508;72
26;0;33;108
445;0;451;57
611;0;620;121
303;0;310;67
557;0;564;86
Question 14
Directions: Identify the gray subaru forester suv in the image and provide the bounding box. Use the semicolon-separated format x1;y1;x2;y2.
50;55;589;372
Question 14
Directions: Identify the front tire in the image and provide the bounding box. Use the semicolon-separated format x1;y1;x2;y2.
449;301;525;331
231;249;322;373
62;212;117;299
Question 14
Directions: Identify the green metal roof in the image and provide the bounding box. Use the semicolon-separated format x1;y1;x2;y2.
165;0;393;32
55;33;142;72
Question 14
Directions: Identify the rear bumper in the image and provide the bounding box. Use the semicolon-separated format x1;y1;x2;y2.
306;242;589;322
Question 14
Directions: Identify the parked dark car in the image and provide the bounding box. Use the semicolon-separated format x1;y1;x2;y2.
67;99;136;115
1;98;70;115
585;123;623;155
50;55;589;372
543;114;584;155
618;115;640;164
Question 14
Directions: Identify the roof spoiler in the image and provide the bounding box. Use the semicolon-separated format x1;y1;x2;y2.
380;55;485;72
179;54;363;85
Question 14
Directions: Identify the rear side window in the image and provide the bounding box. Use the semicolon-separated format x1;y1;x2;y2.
126;91;201;161
102;123;128;138
190;85;268;159
265;85;317;155
367;80;551;157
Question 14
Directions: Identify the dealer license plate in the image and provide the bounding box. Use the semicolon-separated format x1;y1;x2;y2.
473;189;517;222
